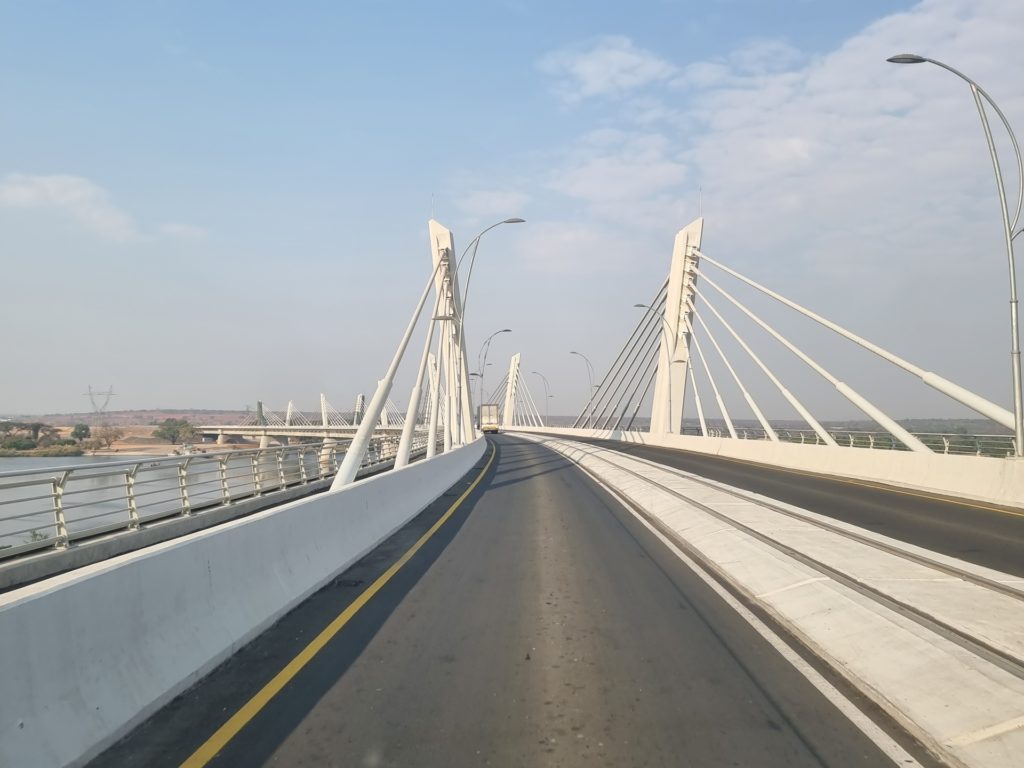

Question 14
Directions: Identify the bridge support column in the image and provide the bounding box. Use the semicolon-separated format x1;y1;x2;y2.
426;352;441;458
320;439;337;476
651;218;703;435
216;432;227;446
330;220;456;489
502;353;521;429
259;434;270;450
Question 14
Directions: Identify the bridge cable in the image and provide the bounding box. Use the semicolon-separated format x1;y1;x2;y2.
695;268;930;452
686;364;708;436
488;373;510;412
624;352;662;431
602;327;663;430
589;282;667;426
685;314;738;438
689;302;778;441
521;378;545;427
696;251;1013;431
590;291;667;428
614;331;662;431
584;285;668;428
573;279;668;428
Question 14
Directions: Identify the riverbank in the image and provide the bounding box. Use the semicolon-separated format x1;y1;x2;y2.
0;446;84;458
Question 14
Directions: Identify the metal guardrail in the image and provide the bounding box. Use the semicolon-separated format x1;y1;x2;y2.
0;432;434;562
676;426;1017;457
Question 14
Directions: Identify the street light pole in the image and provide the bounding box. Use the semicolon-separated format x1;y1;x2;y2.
450;218;525;441
478;328;512;411
634;303;679;434
887;53;1024;456
532;370;552;423
570;351;596;427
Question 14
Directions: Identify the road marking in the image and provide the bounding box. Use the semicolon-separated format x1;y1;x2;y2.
947;713;1024;746
180;444;496;768
755;576;828;599
618;440;1024;520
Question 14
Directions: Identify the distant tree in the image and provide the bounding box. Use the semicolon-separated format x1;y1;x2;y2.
71;424;91;442
95;425;124;449
153;418;197;445
1;437;37;451
36;426;61;447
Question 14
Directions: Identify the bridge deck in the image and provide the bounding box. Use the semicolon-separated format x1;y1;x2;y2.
93;434;928;767
569;435;1024;579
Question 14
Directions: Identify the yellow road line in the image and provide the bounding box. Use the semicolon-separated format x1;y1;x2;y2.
639;444;1024;519
181;444;496;768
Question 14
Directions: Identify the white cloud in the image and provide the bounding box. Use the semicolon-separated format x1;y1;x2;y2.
160;222;208;240
526;0;1024;415
515;221;637;274
547;131;689;228
538;36;678;103
0;174;140;242
456;190;530;221
550;132;685;201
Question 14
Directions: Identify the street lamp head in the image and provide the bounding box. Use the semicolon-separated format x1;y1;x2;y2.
502;218;526;224
633;303;649;309
887;53;927;64
500;328;512;333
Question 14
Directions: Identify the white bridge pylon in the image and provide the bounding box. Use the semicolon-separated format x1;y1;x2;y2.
329;218;476;488
497;352;545;428
575;217;1016;455
650;218;702;434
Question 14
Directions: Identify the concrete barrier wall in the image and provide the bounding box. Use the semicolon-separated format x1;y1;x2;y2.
512;427;1024;509
0;437;486;768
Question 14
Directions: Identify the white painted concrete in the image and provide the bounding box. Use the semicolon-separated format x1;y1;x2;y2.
529;434;1024;768
0;437;485;768
512;426;1024;510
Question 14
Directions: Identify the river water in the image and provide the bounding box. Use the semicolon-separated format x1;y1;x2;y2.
0;455;149;473
0;451;322;553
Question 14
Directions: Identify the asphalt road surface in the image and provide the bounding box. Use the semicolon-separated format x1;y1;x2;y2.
564;434;1024;578
94;434;917;768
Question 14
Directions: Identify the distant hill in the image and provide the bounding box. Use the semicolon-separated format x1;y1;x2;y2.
9;409;251;427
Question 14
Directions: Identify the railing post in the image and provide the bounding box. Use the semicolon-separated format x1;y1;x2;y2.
178;457;193;516
219;454;232;504
251;452;263;496
277;449;287;489
126;465;141;529
868;434;875;449
51;472;70;549
298;447;309;484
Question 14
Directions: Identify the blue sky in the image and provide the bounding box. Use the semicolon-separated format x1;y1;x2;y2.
2;0;1023;424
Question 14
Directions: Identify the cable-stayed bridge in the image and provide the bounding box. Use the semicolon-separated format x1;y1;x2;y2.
2;212;1023;768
